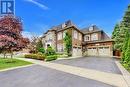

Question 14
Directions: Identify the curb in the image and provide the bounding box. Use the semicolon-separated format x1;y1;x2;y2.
115;61;130;87
57;56;83;60
0;64;36;72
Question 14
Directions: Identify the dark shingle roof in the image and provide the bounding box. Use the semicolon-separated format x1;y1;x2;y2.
43;20;75;35
81;25;102;34
51;20;74;31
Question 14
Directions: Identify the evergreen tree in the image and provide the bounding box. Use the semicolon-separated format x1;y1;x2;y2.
113;4;130;51
122;5;130;29
124;38;130;66
112;23;121;50
119;4;130;51
112;23;120;39
122;29;130;62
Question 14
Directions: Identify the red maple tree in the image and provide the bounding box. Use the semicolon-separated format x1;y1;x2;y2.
0;15;29;58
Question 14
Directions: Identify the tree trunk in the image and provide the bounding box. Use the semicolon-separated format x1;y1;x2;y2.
10;51;13;59
3;53;5;58
3;51;6;58
10;51;13;62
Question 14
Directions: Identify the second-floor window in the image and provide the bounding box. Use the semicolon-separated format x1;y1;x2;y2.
91;33;98;41
74;30;78;39
57;32;63;40
46;32;53;42
84;35;90;41
79;33;82;41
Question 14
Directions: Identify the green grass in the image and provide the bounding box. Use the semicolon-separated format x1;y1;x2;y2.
122;63;130;73
128;69;130;73
0;58;33;70
127;68;130;73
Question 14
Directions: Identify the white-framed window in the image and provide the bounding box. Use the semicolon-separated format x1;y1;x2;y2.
57;32;63;40
91;33;98;41
89;26;94;31
46;32;53;42
48;33;52;40
79;33;82;41
57;44;63;52
84;35;90;41
74;30;78;39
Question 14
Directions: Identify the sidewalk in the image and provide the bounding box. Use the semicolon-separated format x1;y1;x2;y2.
115;61;130;87
16;58;128;87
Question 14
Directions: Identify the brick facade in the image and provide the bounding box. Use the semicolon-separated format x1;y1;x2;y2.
41;21;113;57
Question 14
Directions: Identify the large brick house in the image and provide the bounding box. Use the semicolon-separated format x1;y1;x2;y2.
41;20;113;57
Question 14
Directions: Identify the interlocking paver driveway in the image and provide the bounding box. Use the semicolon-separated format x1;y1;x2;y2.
0;65;113;87
52;57;122;74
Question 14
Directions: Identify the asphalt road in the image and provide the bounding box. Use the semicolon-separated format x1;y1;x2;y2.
0;65;114;87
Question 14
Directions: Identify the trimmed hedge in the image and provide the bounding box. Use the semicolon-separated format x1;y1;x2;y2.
46;55;57;61
25;54;46;60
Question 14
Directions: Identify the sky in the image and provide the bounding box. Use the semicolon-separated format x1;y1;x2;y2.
15;0;130;38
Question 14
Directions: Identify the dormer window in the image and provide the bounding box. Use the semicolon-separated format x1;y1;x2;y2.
89;26;94;31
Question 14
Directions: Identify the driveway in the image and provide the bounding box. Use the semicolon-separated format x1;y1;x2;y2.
52;57;122;74
0;65;113;87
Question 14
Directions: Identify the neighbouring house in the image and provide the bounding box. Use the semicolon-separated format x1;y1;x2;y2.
41;20;113;57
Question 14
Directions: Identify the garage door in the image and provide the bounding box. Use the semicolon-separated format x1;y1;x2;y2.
99;47;110;56
88;48;93;56
72;47;82;57
87;47;97;56
87;47;111;56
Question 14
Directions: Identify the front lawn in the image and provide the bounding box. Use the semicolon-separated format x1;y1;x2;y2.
0;58;33;70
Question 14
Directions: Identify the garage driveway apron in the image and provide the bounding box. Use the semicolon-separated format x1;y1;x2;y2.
52;57;122;74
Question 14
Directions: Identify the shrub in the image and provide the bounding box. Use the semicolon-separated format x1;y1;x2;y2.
46;55;57;61
46;46;56;56
38;48;45;53
56;53;67;58
25;54;46;60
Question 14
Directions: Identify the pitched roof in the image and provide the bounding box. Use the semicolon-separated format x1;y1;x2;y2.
51;20;74;31
81;25;111;40
81;25;102;34
43;20;75;34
